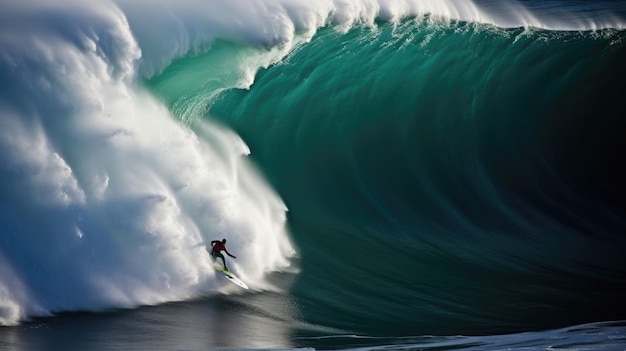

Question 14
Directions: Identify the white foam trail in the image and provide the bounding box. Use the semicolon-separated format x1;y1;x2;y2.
0;0;295;325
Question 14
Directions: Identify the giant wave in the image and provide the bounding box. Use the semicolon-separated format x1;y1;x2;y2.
1;0;626;344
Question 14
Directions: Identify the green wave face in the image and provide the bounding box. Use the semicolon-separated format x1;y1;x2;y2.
147;19;626;335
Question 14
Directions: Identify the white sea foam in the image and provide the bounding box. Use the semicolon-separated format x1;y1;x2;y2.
0;0;295;326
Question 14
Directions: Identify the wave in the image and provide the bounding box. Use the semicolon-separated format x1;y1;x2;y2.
1;0;626;332
205;15;626;335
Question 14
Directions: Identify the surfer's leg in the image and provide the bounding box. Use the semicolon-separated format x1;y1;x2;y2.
210;250;225;268
218;253;227;269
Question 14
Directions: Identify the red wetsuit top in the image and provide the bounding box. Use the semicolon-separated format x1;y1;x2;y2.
211;241;234;257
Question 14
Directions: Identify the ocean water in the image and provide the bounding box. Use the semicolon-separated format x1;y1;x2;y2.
1;0;626;350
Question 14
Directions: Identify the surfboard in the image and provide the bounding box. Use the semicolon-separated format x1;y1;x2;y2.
214;264;249;289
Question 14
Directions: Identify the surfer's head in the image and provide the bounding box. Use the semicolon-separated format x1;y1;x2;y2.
222;239;227;243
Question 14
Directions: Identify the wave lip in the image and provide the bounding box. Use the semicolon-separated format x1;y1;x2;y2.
116;0;626;80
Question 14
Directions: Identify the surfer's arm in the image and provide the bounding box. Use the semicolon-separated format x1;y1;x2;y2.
224;248;236;258
210;240;219;247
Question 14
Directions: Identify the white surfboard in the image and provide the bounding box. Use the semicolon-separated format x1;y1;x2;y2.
214;265;249;289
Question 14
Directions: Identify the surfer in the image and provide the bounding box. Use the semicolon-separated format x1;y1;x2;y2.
210;239;236;271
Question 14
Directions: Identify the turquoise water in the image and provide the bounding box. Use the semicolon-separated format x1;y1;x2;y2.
148;19;626;336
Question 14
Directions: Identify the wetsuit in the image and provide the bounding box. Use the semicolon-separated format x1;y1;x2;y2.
211;240;234;269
